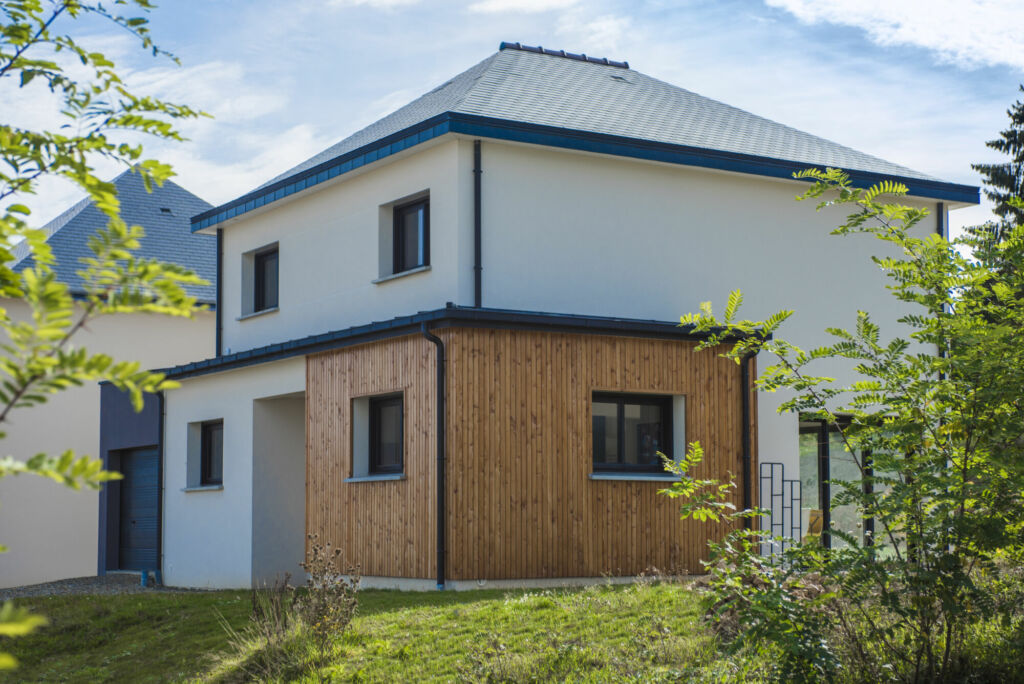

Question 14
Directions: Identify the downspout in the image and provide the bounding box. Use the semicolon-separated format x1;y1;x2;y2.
740;351;756;529
215;228;223;357
473;140;482;308
421;323;446;589
156;390;165;586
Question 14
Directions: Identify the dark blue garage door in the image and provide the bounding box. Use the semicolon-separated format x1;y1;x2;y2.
118;447;159;571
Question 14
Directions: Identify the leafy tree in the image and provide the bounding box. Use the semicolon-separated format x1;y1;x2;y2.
972;85;1024;231
666;169;1024;682
0;0;206;668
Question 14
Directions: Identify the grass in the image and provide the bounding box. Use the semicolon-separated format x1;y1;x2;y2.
0;590;251;683
0;580;762;683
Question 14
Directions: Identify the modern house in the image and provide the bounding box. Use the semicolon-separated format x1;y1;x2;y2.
100;43;978;590
0;170;216;589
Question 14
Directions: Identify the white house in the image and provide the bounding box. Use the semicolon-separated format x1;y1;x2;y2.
0;170;216;589
99;43;977;589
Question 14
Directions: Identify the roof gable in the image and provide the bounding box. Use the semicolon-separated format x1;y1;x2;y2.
16;170;216;304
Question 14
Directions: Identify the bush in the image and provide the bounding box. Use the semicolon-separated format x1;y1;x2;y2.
299;534;361;666
668;171;1024;682
217;576;304;683
213;535;360;683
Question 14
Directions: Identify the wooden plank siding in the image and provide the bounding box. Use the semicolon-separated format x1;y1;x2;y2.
305;334;439;579
305;328;750;580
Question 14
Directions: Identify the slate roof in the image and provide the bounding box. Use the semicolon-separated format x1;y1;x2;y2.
16;170;216;304
265;42;939;187
194;42;976;231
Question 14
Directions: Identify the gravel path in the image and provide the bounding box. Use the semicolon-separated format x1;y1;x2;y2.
0;573;193;600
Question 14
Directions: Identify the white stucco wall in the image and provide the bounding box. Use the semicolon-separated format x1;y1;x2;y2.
252;394;306;584
0;303;213;588
161;357;304;588
218;139;471;354
475;140;947;487
183;135;959;583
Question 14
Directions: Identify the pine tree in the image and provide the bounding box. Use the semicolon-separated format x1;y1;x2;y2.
972;85;1024;230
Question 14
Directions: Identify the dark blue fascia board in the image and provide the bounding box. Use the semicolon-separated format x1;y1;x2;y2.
191;112;978;232
445;114;979;205
159;305;746;380
190;115;453;232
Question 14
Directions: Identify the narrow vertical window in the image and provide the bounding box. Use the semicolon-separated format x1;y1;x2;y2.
254;247;279;312
369;395;403;474
393;199;429;273
201;420;224;486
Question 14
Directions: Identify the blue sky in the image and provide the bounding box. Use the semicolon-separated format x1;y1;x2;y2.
15;0;1024;232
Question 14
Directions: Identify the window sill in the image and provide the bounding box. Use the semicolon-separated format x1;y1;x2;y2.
182;484;224;492
372;265;430;284
588;472;679;482
236;306;279;321
344;473;406;483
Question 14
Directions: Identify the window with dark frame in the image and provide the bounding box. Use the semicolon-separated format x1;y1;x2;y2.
369;394;403;474
799;416;879;552
592;393;672;473
200;420;224;486
393;199;429;274
253;246;279;312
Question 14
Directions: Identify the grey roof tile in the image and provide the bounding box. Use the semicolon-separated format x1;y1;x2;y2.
16;170;216;304
264;45;937;188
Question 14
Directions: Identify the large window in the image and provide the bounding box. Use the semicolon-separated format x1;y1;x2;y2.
799;417;893;553
393;199;429;274
253;246;279;312
201;420;224;486
369;395;403;474
592;393;672;473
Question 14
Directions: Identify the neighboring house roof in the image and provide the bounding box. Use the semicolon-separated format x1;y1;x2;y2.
193;42;978;232
16;169;216;304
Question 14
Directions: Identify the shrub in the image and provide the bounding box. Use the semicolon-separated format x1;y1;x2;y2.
299;534;361;667
667;171;1024;682
217;575;304;683
214;536;360;683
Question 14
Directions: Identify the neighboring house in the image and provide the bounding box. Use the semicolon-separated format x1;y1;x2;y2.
101;43;978;590
0;170;216;589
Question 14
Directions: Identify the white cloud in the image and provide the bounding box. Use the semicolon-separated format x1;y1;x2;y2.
327;0;420;7
765;0;1024;71
556;11;632;54
3;32;334;223
126;62;288;124
147;123;330;205
469;0;579;14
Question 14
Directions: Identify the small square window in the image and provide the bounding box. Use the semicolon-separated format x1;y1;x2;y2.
201;420;224;485
592;393;672;473
393;199;429;273
254;247;279;312
369;395;403;474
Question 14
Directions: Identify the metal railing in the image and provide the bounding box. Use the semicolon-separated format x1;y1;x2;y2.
759;461;802;557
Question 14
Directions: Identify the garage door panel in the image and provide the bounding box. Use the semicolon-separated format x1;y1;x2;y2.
118;447;159;571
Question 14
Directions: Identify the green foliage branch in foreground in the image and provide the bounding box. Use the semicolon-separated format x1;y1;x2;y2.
0;0;208;667
663;168;1024;682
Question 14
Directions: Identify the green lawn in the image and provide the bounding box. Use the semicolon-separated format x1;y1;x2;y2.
0;581;761;683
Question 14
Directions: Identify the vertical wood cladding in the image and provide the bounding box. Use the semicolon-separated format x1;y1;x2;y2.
306;334;438;579
306;328;748;580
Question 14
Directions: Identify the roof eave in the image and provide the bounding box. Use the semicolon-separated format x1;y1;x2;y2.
159;305;752;380
192;112;978;231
